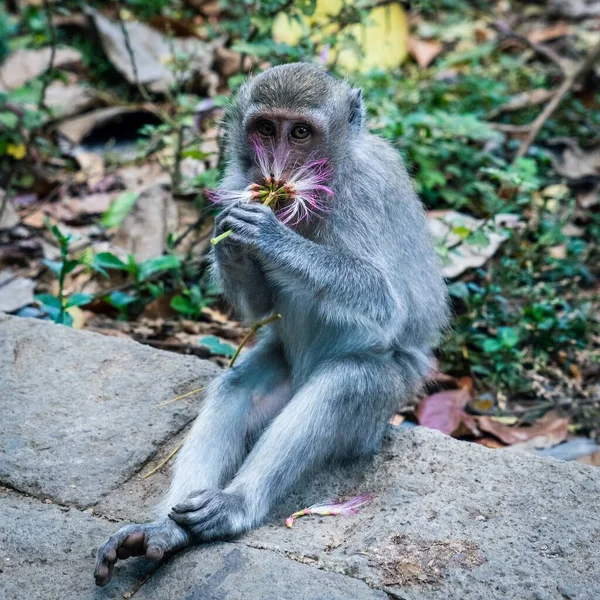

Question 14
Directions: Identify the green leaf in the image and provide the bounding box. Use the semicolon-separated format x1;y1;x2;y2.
62;259;80;275
198;335;236;358
448;282;469;299
50;224;70;245
105;290;137;309
65;292;94;308
94;252;127;270
101;191;139;229
0;111;18;129
138;255;181;281
43;259;63;277
35;293;62;309
498;327;519;349
181;148;211;160
56;311;74;327
170;294;197;315
482;338;502;354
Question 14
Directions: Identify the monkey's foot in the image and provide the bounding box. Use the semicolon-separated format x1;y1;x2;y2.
169;489;248;540
94;518;190;586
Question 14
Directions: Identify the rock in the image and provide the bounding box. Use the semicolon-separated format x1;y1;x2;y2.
1;313;600;599
134;544;387;600
0;314;219;506
0;488;151;600
244;427;600;599
0;271;35;313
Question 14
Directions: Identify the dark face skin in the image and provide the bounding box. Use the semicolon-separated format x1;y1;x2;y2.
246;110;323;182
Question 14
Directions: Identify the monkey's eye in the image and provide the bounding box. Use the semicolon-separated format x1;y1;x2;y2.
290;124;311;140
256;120;276;137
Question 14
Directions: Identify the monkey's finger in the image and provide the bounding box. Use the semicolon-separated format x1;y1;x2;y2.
171;493;212;514
168;502;220;527
226;207;262;224
94;538;119;586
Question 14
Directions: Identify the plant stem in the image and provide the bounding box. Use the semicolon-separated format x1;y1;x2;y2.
228;313;281;368
210;229;233;245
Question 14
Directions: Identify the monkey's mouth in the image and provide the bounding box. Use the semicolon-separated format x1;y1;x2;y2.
250;179;295;211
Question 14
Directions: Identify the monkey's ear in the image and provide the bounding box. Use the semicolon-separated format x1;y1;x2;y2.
348;88;365;131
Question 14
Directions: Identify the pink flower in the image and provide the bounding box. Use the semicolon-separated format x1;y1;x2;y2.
208;138;334;227
285;493;374;528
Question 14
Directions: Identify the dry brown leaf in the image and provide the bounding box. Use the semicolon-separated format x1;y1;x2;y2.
87;8;219;95
113;182;178;262
408;37;443;68
578;186;599;209
527;23;571;44
548;139;600;182
549;245;567;259
44;81;99;120
490;89;554;116
477;412;569;446
72;149;105;187
0;47;82;91
65;193;116;217
428;211;520;279
474;437;506;449
0;192;20;229
417;388;471;435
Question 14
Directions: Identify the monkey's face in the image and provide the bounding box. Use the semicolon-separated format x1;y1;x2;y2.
245;111;324;185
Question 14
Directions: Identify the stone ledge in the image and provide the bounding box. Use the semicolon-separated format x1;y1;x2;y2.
1;314;599;600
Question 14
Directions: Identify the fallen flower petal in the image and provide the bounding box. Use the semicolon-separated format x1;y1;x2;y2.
285;493;374;528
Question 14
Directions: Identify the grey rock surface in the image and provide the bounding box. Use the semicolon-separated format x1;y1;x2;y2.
0;314;219;506
0;488;153;600
134;544;388;600
2;314;600;600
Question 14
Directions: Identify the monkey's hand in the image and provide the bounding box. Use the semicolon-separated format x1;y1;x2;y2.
94;517;190;586
168;489;248;541
215;203;287;249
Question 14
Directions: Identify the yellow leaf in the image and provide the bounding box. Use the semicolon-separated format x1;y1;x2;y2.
272;12;306;46
335;3;409;72
66;306;86;330
272;1;408;72
6;143;26;160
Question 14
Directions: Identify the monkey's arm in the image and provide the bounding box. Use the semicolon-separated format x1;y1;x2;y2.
215;204;399;328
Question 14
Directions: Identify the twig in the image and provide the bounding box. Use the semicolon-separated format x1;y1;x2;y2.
515;40;600;159
172;125;185;194
170;204;211;249
142;441;184;479
493;20;570;73
157;387;205;407
115;3;177;129
39;0;57;111
228;313;281;368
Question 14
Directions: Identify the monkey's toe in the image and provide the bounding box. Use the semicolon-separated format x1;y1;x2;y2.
168;489;246;540
94;520;190;586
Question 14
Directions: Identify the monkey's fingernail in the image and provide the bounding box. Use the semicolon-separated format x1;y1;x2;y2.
146;546;164;560
106;549;116;562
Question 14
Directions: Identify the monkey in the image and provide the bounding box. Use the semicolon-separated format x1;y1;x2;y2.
94;62;448;586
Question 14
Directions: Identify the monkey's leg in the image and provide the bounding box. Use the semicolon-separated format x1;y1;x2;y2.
169;354;407;540
94;337;291;586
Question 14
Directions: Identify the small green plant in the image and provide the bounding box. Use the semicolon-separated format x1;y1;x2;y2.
35;225;94;326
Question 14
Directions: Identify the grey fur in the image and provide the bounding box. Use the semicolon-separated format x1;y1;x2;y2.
94;63;448;585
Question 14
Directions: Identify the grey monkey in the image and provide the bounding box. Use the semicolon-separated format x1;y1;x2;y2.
94;62;448;586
